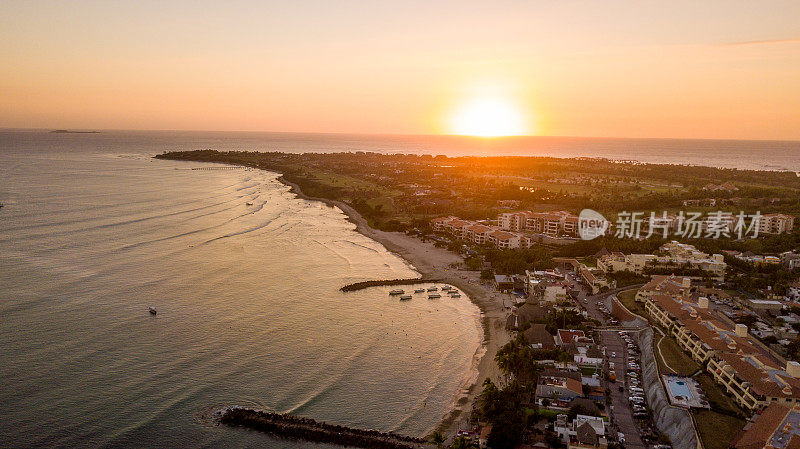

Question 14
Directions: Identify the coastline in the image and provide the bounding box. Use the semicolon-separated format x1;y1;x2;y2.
277;175;510;438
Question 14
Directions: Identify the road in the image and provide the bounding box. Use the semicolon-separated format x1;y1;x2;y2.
566;275;649;449
601;328;647;449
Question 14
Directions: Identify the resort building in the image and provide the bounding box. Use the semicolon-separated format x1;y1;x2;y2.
464;224;494;245
596;252;655;274
759;213;795;235
488;229;531;249
781;251;800;269
597;242;726;278
643;289;800;412
579;267;614;294
497;210;581;237
430;216;532;249
733;402;800;449
430;216;458;232
497;210;536;232
635;275;693;302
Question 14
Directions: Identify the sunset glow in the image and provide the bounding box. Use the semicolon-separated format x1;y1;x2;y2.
448;96;529;137
1;2;799;139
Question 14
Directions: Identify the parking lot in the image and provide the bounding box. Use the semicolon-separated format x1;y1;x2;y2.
601;328;648;449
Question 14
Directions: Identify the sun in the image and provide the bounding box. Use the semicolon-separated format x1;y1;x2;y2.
447;96;529;137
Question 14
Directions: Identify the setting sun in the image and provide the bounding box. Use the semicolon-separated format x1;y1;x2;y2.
448;96;530;137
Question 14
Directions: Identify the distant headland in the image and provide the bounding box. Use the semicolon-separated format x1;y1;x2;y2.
50;129;100;134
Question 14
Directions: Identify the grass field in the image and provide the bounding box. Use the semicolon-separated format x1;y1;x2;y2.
617;289;646;316
654;334;699;376
695;373;742;414
693;409;746;449
691;373;746;449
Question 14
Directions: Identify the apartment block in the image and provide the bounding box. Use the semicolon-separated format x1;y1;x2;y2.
497;210;581;237
430;216;531;249
759;214;795;235
598;241;725;278
644;290;800;412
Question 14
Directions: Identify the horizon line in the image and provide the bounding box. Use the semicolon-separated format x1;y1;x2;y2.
2;126;800;144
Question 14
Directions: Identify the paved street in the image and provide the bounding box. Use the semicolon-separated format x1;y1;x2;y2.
566;276;650;449
601;328;647;449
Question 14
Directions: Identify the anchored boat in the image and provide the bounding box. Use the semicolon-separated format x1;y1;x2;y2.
428;293;441;299
388;289;405;296
399;295;412;301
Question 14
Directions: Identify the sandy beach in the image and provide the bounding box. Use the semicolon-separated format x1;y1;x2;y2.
279;176;510;438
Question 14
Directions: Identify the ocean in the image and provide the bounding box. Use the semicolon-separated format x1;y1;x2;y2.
1;129;799;448
0;131;483;448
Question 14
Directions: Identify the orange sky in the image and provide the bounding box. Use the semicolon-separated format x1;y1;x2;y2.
1;1;799;140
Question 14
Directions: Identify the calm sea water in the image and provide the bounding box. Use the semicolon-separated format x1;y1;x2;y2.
1;130;799;447
0;133;483;448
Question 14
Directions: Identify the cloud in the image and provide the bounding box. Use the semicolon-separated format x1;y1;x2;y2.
720;38;800;47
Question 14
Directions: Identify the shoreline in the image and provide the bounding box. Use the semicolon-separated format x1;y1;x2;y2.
276;175;510;438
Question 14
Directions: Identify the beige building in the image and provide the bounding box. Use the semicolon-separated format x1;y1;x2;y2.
759;213;795;235
644;291;800;412
431;216;531;249
635;275;692;302
580;267;613;294
497;210;580;237
488;229;531;249
597;242;725;278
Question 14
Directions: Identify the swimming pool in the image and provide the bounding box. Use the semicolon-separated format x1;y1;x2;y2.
667;379;693;399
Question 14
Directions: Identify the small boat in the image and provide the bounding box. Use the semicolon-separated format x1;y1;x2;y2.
389;289;405;296
148;306;157;315
441;286;452;291
399;295;412;301
427;287;438;292
451;294;461;298
246;202;254;206
414;288;425;293
428;293;441;299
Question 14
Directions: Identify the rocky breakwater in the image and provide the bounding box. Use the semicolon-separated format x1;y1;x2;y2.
218;407;429;449
637;328;699;449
